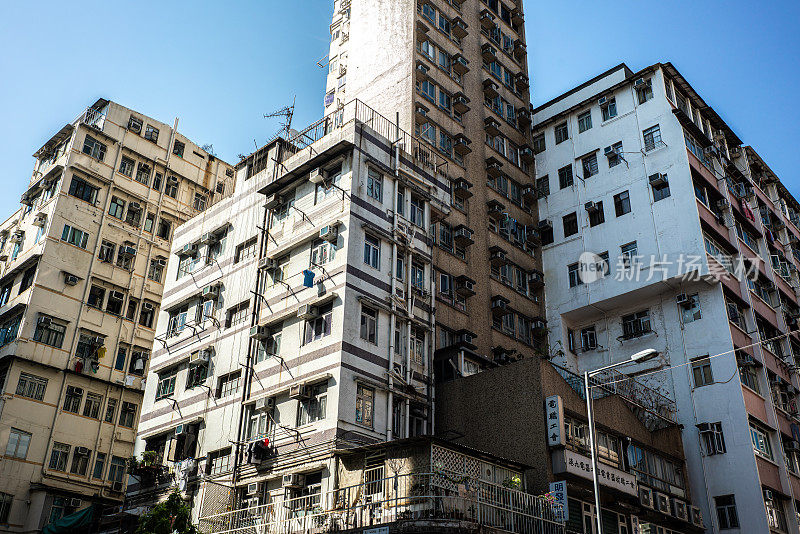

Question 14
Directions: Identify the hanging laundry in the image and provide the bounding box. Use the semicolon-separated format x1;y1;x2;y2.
303;269;316;288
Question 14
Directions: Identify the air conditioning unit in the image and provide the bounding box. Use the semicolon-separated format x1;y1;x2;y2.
202;285;219;299
639;487;654;509
181;243;197;255
259;257;277;271
199;347;214;361
649;173;668;187
112;481;124;492
122;245;137;257
584;201;599;213
297;304;318;320
289;384;311;400
75;446;90;456
129;201;141;211
787;440;800;452
309;167;327;184
69;498;82;508
189;351;209;364
604;146;617;157
250;325;270;340
143;301;155;311
676;293;689;305
634;78;646;87
200;232;214;244
175;423;187;435
282;473;305;488
246;482;259;496
415;105;428;117
672;499;688;521
64;273;78;286
155;258;167;267
38;316;52;327
654;492;670;514
319;225;338;242
716;198;730;211
690;506;703;527
538;219;552;230
264;194;282;210
532;319;546;330
128;118;142;133
597;96;607;106
764;489;774;501
255;397;275;411
33;213;47;227
10;232;23;244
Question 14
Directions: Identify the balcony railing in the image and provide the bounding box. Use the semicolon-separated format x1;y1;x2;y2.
551;363;677;431
198;472;564;534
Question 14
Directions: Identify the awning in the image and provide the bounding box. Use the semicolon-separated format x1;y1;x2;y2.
42;504;96;534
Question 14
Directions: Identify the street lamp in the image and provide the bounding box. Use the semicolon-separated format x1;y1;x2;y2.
583;349;659;534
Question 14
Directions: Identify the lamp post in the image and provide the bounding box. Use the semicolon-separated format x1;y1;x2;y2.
583;349;659;534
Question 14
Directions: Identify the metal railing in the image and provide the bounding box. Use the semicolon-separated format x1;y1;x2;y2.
198;472;564;534
279;99;456;184
551;363;677;430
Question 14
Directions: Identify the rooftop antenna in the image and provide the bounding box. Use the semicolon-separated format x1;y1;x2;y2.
264;97;296;139
316;54;330;68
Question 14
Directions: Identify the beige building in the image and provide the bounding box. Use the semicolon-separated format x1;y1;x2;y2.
0;99;232;532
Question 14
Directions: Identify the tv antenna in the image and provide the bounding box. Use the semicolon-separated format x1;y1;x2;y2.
264;97;296;138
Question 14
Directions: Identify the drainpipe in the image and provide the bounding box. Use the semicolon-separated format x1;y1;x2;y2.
387;137;400;441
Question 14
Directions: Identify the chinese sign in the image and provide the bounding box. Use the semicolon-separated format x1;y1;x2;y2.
549;480;568;522
560;449;638;496
545;395;565;447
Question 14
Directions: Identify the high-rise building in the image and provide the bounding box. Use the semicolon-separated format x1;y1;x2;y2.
533;62;800;533
0;99;232;532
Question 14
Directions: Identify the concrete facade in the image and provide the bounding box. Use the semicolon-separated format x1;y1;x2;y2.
534;62;800;533
0;99;232;533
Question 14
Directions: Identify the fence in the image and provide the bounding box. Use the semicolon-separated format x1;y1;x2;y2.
198;471;564;534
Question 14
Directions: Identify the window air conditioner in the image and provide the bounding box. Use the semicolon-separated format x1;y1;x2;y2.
33;213;47;227
289;384;311;400
110;290;125;301
297;304;318;320
282;473;305;488
597;96;607;106
155;258;167;267
672;499;688;521
175;424;187;435
264;194;282;210
64;274;79;286
639;487;654;509
604;146;616;157
676;293;689;305
202;285;219;299
255;397;275;411
634;78;646;87
246;482;259;496
538;219;552;230
129;202;141;211
181;243;197;255
75;447;90;456
309;167;327;184
648;173;668;187
143;301;155;311
319;225;338;242
200;232;214;244
764;489;774;501
584;201;599;213
250;325;270;340
690;506;703;527
38;316;52;327
715;198;730;211
122;245;137;256
654;492;670;513
259;257;277;271
112;481;124;492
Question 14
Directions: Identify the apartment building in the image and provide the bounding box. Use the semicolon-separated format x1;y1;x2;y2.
0;99;232;532
534;62;800;533
438;356;705;533
326;0;544;373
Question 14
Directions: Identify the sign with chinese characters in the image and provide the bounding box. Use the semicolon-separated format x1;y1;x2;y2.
549;480;568;522
364;528;389;534
560;449;638;496
631;515;641;534
545;395;565;447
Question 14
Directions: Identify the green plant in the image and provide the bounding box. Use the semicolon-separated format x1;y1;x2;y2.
136;490;198;534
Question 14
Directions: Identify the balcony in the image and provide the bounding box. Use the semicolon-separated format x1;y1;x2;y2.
198;472;564;534
452;17;468;39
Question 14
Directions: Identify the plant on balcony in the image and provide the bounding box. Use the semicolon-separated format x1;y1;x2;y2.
136;490;198;534
128;451;169;487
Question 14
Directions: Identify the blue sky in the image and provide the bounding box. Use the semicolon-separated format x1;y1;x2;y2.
1;0;798;219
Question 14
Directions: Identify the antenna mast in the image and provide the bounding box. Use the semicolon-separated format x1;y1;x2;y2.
264;96;296;139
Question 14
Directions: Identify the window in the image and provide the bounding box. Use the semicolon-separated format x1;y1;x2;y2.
152;172;163;191
680;294;702;323
164;177;179;198
601;98;617;121
225;301;249;328
148;259;165;283
193;192;207;212
144;212;155;233
156;369;177;400
106;290;124;315
643;124;662;151
692;357;713;387
31;316;65;348
83;392;102;419
621;310;650;339
558;165;573;189
246;403;274;441
411;263;425;290
577;110;592;133
554;122;568;144
297;382;328;426
699;422;726;455
145;125;159;143
63;385;83;413
98;240;115;262
588;201;605;227
410;196;425;227
125;203;142;227
581;327;597;351
652;175;671;201
563;212;578;237
310;239;335;267
532;133;546;154
68;176;98;203
119;401;137;427
366;168;383;201
139;301;156;328
187;362;209;388
16;372;47;401
235;237;258;263
118;156;134;177
751;423;773;459
49;442;70;471
5;428;31;459
61;225;89;248
104;398;117;423
360;305;377;344
93;452;106;479
216;371;241;399
355;384;374;427
568;263;582;288
207;448;231;475
364;235;380;269
582;153;598;177
636;80;654;104
82;135;107;161
304;303;333;344
17;265;35;294
108;455;127;483
620;241;638;268
157;218;172;240
173;140;185;157
715;495;739;529
70;447;90;475
0;492;11;524
614;190;631;216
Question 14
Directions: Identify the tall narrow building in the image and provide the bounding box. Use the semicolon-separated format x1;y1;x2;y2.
0;99;232;532
534;62;800;533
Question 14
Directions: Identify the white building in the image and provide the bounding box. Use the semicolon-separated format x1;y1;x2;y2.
534;62;800;533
